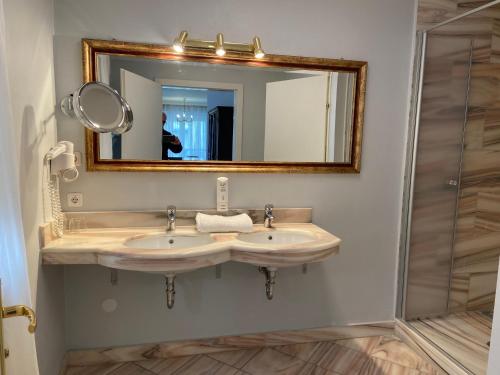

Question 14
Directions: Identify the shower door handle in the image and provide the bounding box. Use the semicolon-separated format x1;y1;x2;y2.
446;178;458;188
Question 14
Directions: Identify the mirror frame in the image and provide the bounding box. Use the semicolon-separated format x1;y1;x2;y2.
82;38;367;173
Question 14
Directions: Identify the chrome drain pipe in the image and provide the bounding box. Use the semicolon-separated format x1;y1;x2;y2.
165;275;176;309
259;267;277;300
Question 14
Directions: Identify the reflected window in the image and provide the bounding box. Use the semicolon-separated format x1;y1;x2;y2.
162;85;235;161
163;100;208;160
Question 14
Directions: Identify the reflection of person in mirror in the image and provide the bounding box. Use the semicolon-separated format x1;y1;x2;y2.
161;112;183;158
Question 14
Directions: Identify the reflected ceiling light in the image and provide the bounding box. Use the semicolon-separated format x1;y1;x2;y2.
172;30;266;59
175;98;194;123
215;33;226;57
173;31;188;53
253;37;265;59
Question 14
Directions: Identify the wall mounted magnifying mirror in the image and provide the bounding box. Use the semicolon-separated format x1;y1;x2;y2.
82;38;366;173
61;81;133;134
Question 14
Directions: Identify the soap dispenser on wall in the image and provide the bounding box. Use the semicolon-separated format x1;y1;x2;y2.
217;177;229;212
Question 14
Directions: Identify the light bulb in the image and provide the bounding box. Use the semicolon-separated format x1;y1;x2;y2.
215;33;225;57
173;31;188;53
173;44;184;53
254;50;265;59
253;37;265;59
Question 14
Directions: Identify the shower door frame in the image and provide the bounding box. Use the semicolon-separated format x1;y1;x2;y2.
396;30;427;320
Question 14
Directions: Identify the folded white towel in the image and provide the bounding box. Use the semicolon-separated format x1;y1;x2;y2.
195;212;253;233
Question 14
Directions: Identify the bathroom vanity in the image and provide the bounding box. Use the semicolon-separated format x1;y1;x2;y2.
41;208;341;307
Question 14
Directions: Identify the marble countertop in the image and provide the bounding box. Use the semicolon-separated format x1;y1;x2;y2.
42;223;341;273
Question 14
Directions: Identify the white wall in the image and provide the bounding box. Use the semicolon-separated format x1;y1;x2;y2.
54;0;416;349
4;0;66;373
207;90;234;111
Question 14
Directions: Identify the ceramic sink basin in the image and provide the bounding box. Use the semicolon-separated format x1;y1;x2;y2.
125;233;214;250
42;223;341;273
238;230;316;245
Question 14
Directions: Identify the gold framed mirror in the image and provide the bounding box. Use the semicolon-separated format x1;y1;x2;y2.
82;38;366;173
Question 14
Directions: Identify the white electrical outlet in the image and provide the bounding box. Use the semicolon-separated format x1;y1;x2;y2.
67;193;83;208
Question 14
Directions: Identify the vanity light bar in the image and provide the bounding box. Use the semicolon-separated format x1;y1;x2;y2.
172;31;266;59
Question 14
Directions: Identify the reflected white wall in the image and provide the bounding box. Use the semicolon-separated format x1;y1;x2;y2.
97;54;113;159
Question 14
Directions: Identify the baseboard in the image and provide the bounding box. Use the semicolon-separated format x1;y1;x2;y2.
58;353;68;375
64;321;394;367
395;319;471;375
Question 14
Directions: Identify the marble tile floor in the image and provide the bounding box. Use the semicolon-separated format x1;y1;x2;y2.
64;336;440;375
409;311;492;375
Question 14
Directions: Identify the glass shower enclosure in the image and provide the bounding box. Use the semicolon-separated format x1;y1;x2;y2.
400;3;500;374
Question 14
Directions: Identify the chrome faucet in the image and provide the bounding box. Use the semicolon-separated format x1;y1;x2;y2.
166;205;176;232
264;204;274;228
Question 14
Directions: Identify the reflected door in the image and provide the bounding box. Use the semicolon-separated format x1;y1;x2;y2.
120;69;163;160
264;75;329;162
